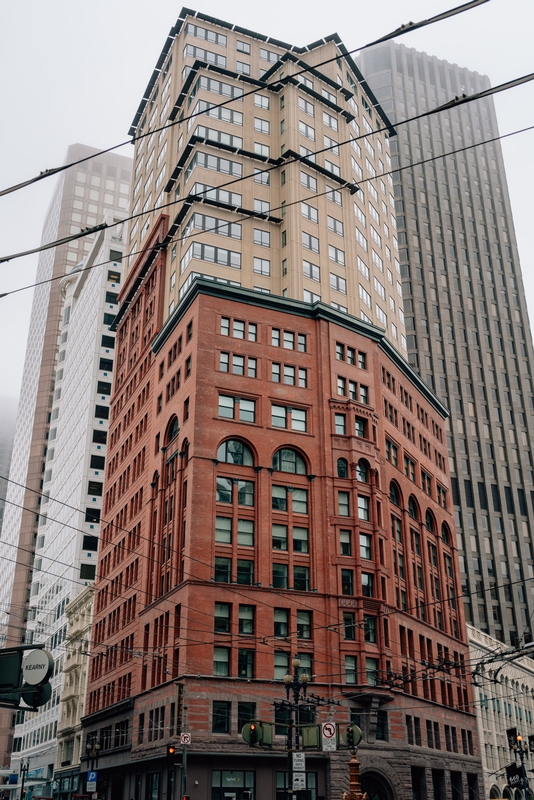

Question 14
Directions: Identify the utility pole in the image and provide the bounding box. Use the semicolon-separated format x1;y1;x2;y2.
19;758;29;800
181;706;188;800
282;656;310;800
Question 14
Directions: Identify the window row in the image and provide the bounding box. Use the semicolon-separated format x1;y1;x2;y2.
214;603;312;638
218;395;309;432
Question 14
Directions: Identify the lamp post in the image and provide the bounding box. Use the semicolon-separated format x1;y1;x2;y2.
19;757;29;800
513;735;529;800
283;656;310;800
86;734;100;781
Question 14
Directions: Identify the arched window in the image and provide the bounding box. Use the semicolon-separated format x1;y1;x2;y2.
217;439;253;466
425;510;435;533
408;496;419;520
441;523;450;544
356;460;369;483
272;448;306;474
166;416;179;444
337;458;349;478
389;481;400;505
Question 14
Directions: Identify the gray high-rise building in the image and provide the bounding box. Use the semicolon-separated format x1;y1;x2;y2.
0;144;131;768
358;42;534;645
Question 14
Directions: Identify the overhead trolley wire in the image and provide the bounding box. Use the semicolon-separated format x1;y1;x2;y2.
1;119;533;299
0;0;490;200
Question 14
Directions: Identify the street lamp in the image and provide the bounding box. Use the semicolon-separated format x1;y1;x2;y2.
513;735;530;800
283;657;310;800
86;735;100;772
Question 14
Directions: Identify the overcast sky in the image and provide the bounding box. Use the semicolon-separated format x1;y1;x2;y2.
1;0;533;403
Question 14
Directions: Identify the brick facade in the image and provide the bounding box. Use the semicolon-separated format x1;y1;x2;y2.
82;256;483;800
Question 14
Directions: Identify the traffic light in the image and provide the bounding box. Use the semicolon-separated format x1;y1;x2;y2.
242;721;263;745
167;744;177;758
342;724;362;749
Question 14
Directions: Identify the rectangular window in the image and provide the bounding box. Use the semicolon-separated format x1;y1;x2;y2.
335;413;346;435
341;569;354;595
345;655;357;684
293;566;310;591
364;616;376;643
343;612;356;640
274;651;289;679
328;245;345;265
299;96;314;116
338;491;350;517
272;524;288;551
299;121;315;141
274;609;289;637
215;517;232;543
302;232;320;253
303;260;320;282
330;273;346;294
386;440;398;466
213;647;230;676
323;112;338;131
360;533;372;560
214;557;231;583
355;417;366;438
340;529;351;556
218;395;255;423
293;527;309;552
237;701;255;732
273;563;288;589
238;649;254;678
234;559;252;585
358;496;370;521
214;602;231;633
301;202;318;223
212;701;231;733
297;611;311;639
301;171;317;192
271;405;307;432
253;257;270;275
362;572;374;597
237;519;254;547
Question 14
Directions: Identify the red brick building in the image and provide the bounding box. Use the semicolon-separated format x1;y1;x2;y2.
82;244;482;800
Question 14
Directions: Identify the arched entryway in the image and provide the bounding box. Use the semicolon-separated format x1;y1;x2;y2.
361;771;395;800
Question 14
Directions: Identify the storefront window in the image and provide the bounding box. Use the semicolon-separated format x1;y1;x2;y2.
211;771;254;800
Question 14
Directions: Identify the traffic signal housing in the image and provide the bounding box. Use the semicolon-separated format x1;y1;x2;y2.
342;724;362;749
167;744;177;758
242;721;262;746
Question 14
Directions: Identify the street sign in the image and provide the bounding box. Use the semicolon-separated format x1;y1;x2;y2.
322;722;337;752
293;774;306;791
180;732;191;745
293;752;305;772
87;770;97;792
22;650;53;686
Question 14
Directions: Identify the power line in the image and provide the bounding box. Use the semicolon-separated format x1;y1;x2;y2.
1;24;522;266
1;469;533;660
2;116;533;300
0;0;489;200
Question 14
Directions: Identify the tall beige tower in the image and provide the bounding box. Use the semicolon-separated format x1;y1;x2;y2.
123;9;407;353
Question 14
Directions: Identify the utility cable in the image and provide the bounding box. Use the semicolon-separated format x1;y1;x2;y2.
0;0;489;199
2;118;533;299
2;49;528;265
